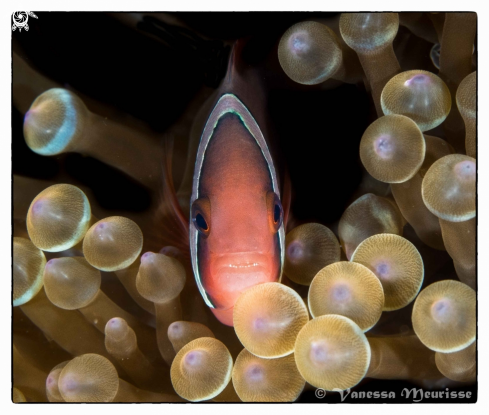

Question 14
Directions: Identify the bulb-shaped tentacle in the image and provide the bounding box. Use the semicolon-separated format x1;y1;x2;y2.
366;335;441;380
43;257;101;310
308;262;384;331
171;337;233;402
338;193;404;259
391;135;453;250
83;216;154;314
295;315;370;391
439;13;477;153
233;282;309;358
104;317;139;359
23;88;164;191
46;361;69;402
360;114;425;183
278;21;344;85
136;252;186;365
340;13;401;116
381;70;451;132
435;342;476;383
42;256;162;366
26;184;92;252
105;318;168;391
232;349;305;402
351;234;424;311
422;154;476;222
284;223;341;286
439;218;476;289
456;71;476;158
58;354;119;402
168;321;215;354
412;280;476;352
13;237;46;306
83;216;143;271
13;346;48;402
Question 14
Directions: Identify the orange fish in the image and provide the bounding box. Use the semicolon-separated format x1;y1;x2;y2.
189;41;287;326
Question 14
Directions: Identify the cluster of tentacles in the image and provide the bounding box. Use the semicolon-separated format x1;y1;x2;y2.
13;12;476;403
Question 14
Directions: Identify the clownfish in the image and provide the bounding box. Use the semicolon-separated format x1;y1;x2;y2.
158;40;289;326
190;40;289;326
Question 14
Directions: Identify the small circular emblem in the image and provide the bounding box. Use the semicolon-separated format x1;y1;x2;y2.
12;11;38;32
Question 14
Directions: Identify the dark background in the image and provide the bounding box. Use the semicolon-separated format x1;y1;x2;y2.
12;12;476;403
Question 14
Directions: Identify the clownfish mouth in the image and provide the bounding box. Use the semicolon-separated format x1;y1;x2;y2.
205;251;278;308
223;262;260;269
213;252;270;276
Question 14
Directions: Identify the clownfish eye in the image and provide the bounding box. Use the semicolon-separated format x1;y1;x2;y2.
274;203;282;224
191;197;211;237
194;213;208;231
267;192;283;232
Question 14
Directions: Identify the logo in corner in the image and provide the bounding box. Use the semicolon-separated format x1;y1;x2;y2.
12;12;38;32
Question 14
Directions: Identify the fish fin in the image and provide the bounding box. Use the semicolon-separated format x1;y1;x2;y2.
225;38;251;84
147;135;190;261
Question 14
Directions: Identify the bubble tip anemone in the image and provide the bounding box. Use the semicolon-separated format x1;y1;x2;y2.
13;237;47;306
27;184;91;252
294;314;370;391
308;261;384;331
278;21;343;85
421;154;476;222
412;280;476;352
83;216;143;272
233;282;309;358
171;337;232;402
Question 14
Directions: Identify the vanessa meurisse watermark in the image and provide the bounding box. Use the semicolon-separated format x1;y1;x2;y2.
315;387;473;402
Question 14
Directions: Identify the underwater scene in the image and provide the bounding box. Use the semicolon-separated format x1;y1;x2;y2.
12;12;477;403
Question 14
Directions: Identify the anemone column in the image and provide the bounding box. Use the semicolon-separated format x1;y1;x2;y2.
340;13;401;117
439;13;477;153
136;252;187;365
